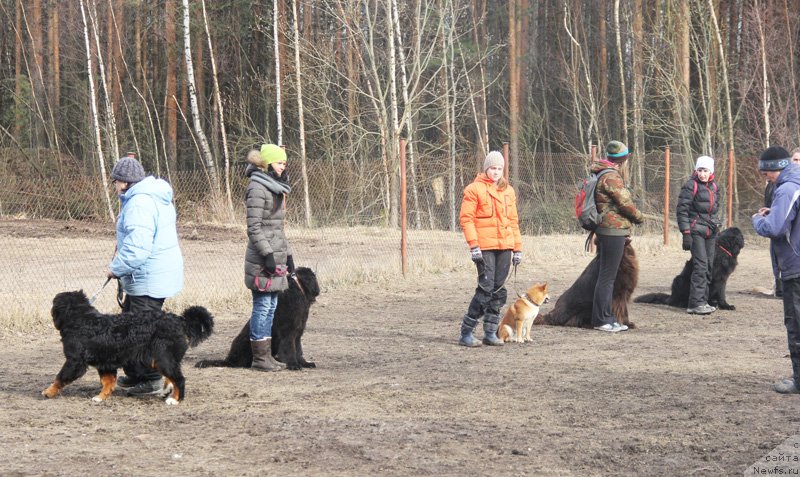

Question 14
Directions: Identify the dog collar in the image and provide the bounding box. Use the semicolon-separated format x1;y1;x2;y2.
291;273;307;297
520;293;543;307
717;244;733;257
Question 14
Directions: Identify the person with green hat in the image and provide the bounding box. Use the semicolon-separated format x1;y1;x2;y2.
243;143;295;371
590;141;644;332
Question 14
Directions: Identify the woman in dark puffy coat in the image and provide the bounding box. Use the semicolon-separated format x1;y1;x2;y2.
243;144;295;371
677;155;720;315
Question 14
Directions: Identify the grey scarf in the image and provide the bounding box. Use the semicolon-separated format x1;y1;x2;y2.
249;168;291;195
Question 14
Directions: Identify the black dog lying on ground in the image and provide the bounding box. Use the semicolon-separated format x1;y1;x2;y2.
196;267;320;371
634;226;744;310
42;290;214;404
535;240;639;329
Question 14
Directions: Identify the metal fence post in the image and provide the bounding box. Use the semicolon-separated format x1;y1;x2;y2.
664;146;670;246
400;138;408;276
728;147;734;227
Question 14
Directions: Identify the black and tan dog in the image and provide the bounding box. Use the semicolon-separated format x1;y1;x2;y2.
535;241;639;329
42;290;214;405
634;227;744;310
196;267;320;370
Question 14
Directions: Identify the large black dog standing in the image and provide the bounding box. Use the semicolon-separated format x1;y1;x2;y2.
634;227;745;310
196;267;320;370
42;290;214;405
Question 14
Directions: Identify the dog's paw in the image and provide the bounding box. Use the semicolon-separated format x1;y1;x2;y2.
164;397;179;405
42;386;58;399
286;363;303;371
301;361;316;368
720;304;735;310
91;395;107;403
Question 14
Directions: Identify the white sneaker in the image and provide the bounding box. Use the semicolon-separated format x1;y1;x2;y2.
612;322;629;332
593;323;620;332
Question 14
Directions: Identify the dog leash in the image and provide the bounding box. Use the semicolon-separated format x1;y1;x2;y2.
88;277;113;305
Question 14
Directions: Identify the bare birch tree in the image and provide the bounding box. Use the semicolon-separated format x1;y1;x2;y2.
79;0;114;221
291;0;312;226
181;0;218;188
274;0;283;145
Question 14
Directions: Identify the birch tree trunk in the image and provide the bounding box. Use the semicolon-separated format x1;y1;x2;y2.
387;0;400;229
88;0;120;163
181;0;218;189
291;0;312;226
274;0;283;145
200;0;233;216
614;0;628;145
391;0;421;229
79;0;114;222
707;0;734;150
508;0;519;182
755;0;770;147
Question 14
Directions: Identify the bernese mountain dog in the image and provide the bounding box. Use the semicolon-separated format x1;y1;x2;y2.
42;290;214;405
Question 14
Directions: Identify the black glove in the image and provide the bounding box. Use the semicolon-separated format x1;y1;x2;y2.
286;254;295;274
682;233;692;251
263;253;276;275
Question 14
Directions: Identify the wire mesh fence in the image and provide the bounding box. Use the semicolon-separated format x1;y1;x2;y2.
0;148;766;322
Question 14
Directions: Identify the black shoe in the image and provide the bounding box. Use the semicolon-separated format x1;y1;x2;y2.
126;379;170;397
116;375;140;389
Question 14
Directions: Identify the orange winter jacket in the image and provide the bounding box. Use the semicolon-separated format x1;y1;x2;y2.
459;174;522;251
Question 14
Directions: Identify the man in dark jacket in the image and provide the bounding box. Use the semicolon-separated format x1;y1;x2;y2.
752;146;800;394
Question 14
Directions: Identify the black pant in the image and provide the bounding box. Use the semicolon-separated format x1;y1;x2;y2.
591;235;626;327
781;278;800;383
466;250;511;320
689;235;716;308
122;294;165;382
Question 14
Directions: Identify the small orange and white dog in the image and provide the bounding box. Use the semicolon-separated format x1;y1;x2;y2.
498;282;549;343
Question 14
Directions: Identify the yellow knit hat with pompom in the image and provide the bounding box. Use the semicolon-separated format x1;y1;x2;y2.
260;144;287;167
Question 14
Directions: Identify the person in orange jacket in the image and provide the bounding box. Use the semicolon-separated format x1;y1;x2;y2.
458;150;523;347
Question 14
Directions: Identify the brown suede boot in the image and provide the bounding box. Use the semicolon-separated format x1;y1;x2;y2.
250;339;282;372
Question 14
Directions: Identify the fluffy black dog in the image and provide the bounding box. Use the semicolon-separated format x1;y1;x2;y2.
634;226;745;310
196;267;320;371
42;290;214;404
535;241;639;329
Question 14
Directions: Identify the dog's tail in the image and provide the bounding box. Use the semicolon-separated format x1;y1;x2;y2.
194;359;231;368
181;306;215;347
633;293;671;305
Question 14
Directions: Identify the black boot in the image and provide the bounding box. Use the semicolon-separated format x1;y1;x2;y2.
459;315;482;347
482;314;504;346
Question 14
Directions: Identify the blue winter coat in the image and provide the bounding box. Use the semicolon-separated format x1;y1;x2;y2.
753;164;800;280
109;176;184;298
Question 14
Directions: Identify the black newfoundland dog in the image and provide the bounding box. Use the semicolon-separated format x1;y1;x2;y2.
634;226;744;310
42;290;214;404
196;267;320;371
535;241;639;329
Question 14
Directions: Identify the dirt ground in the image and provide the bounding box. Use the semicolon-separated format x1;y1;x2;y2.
1;225;798;476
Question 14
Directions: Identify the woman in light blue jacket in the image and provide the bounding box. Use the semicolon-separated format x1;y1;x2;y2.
107;153;184;396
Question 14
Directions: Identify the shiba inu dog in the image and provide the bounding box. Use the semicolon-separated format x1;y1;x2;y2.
498;283;549;343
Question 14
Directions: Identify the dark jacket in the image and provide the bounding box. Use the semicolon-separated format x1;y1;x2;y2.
753;164;800;280
676;174;720;238
592;162;644;236
243;165;292;292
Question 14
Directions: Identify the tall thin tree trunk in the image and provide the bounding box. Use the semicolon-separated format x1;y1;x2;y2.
79;0;114;222
13;0;23;137
165;0;178;175
274;0;283;144
291;0;312;226
48;3;60;129
387;0;400;228
614;0;628;145
87;1;119;162
784;0;800;145
755;0;770;147
181;0;217;189
508;0;519;182
631;0;644;188
201;0;233;216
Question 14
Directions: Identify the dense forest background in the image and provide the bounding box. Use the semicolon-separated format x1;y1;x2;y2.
0;0;798;226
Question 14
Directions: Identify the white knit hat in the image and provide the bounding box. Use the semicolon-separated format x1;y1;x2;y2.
695;155;714;174
483;151;505;172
